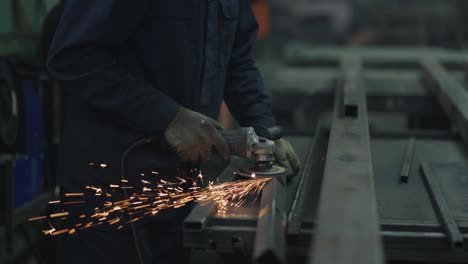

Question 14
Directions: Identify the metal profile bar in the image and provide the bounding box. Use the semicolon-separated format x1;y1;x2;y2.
400;138;416;183
421;58;468;146
183;203;217;230
308;62;384;264
287;141;316;234
341;56;362;118
288;126;326;234
419;162;464;249
183;165;236;231
253;178;287;264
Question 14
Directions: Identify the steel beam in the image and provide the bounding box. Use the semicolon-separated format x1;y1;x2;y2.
399;138;416;183
287;143;315;234
288;127;326;234
183;163;237;231
183;203;217;231
420;162;464;249
308;59;384;264
421;58;468;146
253;178;287;264
341;56;361;118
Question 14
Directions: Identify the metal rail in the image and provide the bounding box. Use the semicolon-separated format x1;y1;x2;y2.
341;56;361;118
287;136;319;234
308;58;384;264
288;126;328;235
420;162;464;249
183;203;217;230
253;178;287;264
183;164;237;231
399;138;416;183
421;58;468;146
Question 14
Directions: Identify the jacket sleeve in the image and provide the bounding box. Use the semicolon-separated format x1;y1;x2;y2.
47;0;180;136
223;0;276;128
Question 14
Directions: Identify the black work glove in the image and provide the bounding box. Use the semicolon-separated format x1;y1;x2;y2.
164;107;230;163
275;138;300;175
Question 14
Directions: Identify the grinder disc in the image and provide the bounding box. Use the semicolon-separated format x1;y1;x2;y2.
236;164;290;179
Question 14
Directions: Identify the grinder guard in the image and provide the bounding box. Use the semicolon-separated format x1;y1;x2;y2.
219;126;291;181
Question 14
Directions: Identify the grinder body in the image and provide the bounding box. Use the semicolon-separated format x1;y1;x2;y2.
219;126;290;179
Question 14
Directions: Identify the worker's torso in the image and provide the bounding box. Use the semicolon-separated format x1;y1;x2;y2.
127;0;240;118
59;0;240;189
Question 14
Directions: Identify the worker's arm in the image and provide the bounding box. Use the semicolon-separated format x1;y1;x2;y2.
224;0;276;128
225;1;300;174
47;0;179;136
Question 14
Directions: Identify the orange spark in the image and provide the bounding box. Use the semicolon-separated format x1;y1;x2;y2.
65;193;84;197
50;212;69;218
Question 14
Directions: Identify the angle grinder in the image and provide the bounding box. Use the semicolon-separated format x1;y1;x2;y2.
219;126;290;179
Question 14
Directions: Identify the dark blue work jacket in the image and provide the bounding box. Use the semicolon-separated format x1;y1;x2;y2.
48;0;275;191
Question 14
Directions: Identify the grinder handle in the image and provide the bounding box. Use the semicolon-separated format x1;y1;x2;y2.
252;125;283;141
218;128;248;157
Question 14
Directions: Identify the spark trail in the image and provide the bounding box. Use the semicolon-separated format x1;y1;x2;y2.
29;166;271;236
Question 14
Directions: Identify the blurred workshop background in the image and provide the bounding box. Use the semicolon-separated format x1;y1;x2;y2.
1;0;468;263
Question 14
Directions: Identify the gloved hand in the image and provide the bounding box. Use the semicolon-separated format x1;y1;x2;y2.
164;107;230;163
275;138;300;175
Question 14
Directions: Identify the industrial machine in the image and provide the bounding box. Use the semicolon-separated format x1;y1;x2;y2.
183;46;468;264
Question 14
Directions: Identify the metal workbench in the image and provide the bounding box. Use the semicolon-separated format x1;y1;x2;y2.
184;47;468;264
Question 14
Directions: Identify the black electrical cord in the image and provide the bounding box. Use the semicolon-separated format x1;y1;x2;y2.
120;135;206;264
120;137;155;264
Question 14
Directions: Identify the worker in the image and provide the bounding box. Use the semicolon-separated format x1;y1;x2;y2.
47;1;300;264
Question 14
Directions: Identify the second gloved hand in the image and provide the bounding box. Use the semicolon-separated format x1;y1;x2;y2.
164;107;230;163
275;138;300;176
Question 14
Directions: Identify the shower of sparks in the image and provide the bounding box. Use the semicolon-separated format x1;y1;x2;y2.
29;166;271;237
199;177;270;214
